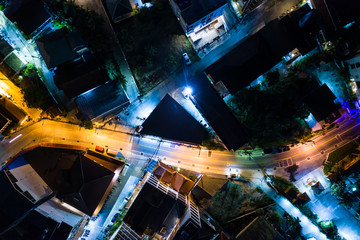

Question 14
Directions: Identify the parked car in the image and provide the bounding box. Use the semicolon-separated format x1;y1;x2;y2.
182;53;191;64
121;162;130;176
111;213;120;223
95;145;104;153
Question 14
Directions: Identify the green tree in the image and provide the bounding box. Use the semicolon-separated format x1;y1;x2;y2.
82;120;93;130
331;182;345;199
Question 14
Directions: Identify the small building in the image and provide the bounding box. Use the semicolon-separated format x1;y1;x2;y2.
141;94;207;145
115;162;201;239
189;75;249;150
103;0;133;23
0;169;73;239
206;5;319;95
0;112;11;134
36;28;89;70
76;80;130;121
53;53;108;99
169;0;229;51
303;84;339;122
4;0;52;37
345;53;360;82
0;95;27;125
310;0;360;39
11;146;124;217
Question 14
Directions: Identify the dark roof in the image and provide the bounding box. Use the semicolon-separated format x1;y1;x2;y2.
1;210;62;240
303;84;338;122
0;38;14;58
4;52;26;73
311;0;360;38
174;218;216;240
0;112;11;133
124;182;187;237
141;94;207;144
104;0;132;22
0;171;34;233
190;75;248;150
76;80;130;121
206;7;316;95
54;55;107;99
4;0;51;36
177;0;227;25
19;146;116;216
0;95;27;123
36;28;86;69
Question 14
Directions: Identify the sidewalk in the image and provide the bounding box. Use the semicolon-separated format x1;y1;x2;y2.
247;170;329;240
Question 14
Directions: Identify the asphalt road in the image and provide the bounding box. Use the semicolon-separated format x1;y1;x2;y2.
2;110;360;177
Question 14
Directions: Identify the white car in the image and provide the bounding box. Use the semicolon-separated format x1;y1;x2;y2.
183;53;191;65
121;162;130;176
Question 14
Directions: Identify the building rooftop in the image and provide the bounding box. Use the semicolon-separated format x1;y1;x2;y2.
54;54;107;99
123;181;187;238
0;171;34;233
18;146;122;216
206;6;316;95
141;94;207;144
4;0;51;36
303;84;338;122
190;75;249;150
0;112;11;134
36;28;87;69
0;95;27;124
76;80;130;121
1;210;72;240
176;0;227;25
152;161;196;195
104;0;133;22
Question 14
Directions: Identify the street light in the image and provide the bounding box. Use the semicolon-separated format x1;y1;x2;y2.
182;86;193;99
184;87;193;96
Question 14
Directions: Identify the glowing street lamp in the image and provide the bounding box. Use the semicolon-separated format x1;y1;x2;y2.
182;86;193;99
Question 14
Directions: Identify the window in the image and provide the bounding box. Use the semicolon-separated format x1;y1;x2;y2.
351;64;356;69
356;62;360;68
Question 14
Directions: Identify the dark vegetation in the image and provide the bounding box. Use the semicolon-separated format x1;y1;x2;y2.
44;0;126;87
228;69;312;148
208;181;273;235
18;64;55;110
114;0;198;94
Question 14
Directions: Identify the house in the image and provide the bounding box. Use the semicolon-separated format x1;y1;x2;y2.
0;112;11;134
189;74;249;151
0;168;73;239
141;94;207;145
115;162;201;239
0;95;27;125
346;53;360;82
169;0;229;51
36;28;89;70
206;5;319;95
310;0;360;38
103;0;133;23
53;52;108;99
4;0;52;37
303;83;339;122
76;80;130;121
11;145;124;217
